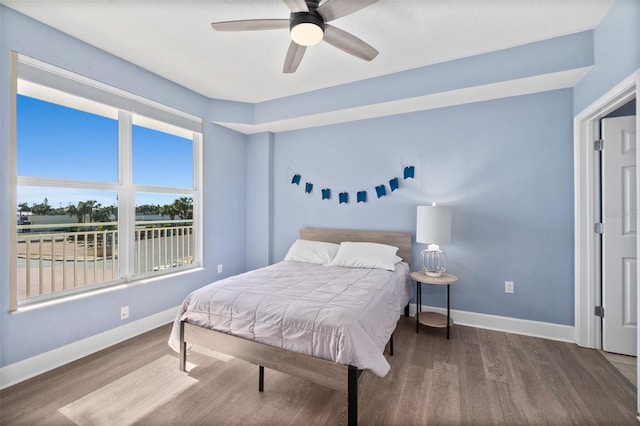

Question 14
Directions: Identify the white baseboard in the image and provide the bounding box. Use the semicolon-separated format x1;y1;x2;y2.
0;306;179;390
409;304;575;343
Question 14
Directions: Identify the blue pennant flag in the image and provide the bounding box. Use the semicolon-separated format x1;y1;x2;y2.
305;182;313;194
339;192;349;204
404;166;415;179
322;188;331;200
389;178;399;191
357;191;367;203
291;174;301;185
375;185;387;198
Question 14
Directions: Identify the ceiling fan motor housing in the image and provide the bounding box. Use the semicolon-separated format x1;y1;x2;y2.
290;10;325;31
289;1;325;46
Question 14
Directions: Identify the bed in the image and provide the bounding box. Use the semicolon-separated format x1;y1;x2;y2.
168;228;412;425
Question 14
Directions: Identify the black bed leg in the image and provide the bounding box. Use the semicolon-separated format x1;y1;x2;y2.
179;320;187;372
348;366;358;426
389;333;394;357
404;303;410;317
258;366;264;392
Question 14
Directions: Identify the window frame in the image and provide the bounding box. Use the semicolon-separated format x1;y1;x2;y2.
9;52;203;311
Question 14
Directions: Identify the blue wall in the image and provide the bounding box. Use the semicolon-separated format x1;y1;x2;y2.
1;0;639;370
246;132;274;270
604;99;637;117
574;0;640;114
0;7;247;367
269;90;575;325
256;31;594;124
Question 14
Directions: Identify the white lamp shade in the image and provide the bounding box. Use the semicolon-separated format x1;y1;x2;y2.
416;205;451;245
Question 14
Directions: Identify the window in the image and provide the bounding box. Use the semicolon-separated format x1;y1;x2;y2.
11;53;202;310
131;119;196;277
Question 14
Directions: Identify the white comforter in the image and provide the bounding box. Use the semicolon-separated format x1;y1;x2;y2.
168;261;412;377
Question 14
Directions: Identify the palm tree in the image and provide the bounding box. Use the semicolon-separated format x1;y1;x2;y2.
92;205;112;222
136;204;159;215
70;200;98;223
173;197;193;220
31;198;51;215
67;204;82;223
160;203;179;220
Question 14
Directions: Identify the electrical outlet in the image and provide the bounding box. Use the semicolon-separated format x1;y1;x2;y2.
217;264;223;274
120;306;129;320
505;281;514;294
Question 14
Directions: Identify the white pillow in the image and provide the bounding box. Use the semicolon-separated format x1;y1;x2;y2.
329;242;400;271
284;239;340;265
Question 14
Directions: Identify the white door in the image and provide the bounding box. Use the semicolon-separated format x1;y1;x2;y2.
602;115;637;356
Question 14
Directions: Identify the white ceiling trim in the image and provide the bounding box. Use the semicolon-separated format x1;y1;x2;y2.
214;66;592;135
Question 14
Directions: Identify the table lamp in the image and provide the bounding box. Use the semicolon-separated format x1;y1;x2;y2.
416;203;451;277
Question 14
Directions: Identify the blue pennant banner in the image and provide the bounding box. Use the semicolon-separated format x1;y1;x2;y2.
404;166;415;179
290;164;412;205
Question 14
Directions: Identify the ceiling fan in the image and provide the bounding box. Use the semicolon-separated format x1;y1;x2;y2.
210;0;380;73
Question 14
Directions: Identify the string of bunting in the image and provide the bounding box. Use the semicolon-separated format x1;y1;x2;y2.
290;165;415;204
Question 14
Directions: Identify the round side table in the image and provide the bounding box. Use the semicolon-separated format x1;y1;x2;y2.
411;271;459;339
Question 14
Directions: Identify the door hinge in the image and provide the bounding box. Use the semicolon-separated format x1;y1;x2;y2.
595;306;604;318
594;139;604;151
594;222;604;234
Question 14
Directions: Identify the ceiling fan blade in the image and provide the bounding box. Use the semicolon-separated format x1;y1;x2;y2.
317;0;379;22
283;0;309;13
211;19;289;31
283;41;307;73
323;24;378;61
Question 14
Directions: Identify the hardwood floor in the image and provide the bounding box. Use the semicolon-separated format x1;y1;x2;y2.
601;351;637;387
1;316;637;425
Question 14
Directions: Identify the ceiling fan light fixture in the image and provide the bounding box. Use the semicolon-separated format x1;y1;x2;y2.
210;0;379;74
290;12;324;46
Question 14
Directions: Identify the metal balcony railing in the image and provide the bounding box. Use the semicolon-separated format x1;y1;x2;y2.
16;220;194;302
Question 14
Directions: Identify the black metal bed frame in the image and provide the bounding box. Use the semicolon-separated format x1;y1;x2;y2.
179;320;396;425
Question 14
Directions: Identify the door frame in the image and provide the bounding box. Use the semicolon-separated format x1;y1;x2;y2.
574;69;639;412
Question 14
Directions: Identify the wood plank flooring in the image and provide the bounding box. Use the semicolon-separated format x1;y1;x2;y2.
1;316;637;425
601;351;637;387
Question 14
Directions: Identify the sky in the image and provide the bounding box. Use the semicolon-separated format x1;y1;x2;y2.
17;95;194;209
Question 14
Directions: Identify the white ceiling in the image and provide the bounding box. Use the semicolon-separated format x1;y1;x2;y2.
2;0;614;104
